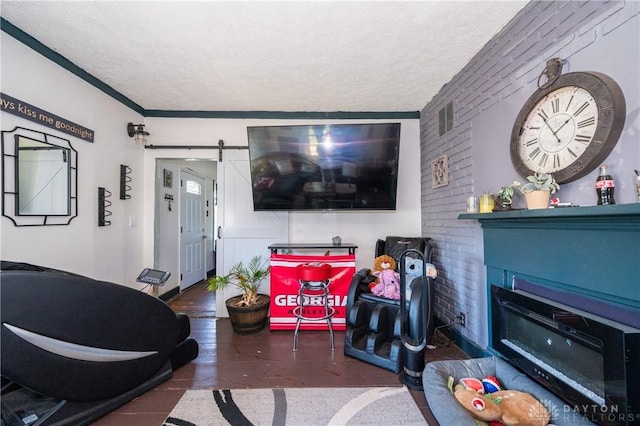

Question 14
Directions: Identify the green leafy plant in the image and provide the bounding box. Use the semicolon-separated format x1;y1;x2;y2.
497;183;518;206
206;255;270;307
518;172;560;194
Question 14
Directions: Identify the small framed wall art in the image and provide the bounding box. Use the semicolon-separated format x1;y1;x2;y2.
431;155;449;188
163;169;173;188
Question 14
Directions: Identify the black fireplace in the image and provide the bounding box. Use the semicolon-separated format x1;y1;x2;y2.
491;284;640;425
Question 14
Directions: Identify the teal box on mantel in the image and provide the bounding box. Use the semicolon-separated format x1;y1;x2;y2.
459;203;640;311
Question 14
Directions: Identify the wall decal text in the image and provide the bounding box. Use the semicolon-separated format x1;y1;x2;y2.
0;93;94;142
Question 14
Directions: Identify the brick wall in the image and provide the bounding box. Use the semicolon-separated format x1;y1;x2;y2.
420;1;639;349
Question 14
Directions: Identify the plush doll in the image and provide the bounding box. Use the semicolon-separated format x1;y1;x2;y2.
369;255;400;299
403;257;438;301
450;376;550;426
404;257;423;283
371;268;401;299
368;255;397;291
372;255;396;274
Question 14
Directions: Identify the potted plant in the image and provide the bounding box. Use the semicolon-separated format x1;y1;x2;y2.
206;255;271;334
518;172;560;209
493;182;520;211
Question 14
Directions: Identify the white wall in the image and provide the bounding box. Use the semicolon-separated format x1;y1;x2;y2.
1;34;422;293
154;160;181;294
1;34;147;286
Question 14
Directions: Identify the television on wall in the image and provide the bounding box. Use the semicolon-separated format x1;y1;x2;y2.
247;123;401;211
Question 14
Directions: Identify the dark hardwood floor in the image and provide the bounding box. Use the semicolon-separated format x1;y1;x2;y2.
92;282;469;425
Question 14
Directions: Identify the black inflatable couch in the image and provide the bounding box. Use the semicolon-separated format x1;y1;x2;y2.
0;261;199;426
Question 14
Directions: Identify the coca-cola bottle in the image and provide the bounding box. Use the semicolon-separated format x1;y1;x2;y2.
596;165;615;205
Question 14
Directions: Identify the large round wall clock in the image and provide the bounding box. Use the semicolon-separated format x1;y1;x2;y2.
510;70;626;184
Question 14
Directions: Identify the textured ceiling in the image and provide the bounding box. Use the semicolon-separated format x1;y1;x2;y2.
1;1;526;112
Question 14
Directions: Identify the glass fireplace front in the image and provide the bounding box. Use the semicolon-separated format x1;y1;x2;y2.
491;285;640;425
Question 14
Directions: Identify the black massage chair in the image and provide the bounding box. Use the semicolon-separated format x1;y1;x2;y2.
0;261;199;426
343;236;434;389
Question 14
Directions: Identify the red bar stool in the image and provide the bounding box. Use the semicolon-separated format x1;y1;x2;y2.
293;262;334;351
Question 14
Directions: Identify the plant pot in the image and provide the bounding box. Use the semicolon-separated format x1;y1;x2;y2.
492;196;512;212
492;203;513;212
225;294;270;334
524;190;551;210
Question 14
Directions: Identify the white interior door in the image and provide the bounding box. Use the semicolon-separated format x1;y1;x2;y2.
180;171;206;290
216;149;288;316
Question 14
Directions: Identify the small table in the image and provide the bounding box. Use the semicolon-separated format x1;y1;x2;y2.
269;242;358;255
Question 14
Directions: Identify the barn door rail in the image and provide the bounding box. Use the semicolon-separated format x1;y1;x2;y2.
144;140;248;161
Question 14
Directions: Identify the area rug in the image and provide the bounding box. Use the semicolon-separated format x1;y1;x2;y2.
163;386;426;426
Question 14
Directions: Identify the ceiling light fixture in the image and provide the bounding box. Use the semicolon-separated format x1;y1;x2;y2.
127;122;149;144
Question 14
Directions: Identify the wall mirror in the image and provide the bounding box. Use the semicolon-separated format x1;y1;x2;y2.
2;127;78;226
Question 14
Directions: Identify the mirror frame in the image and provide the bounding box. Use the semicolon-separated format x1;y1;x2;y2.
2;126;78;226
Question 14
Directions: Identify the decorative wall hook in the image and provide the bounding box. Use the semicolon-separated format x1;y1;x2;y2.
537;58;564;89
164;193;174;211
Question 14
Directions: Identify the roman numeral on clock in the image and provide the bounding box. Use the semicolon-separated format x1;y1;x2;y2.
567;147;578;158
553;154;561;169
552;98;559;114
574;134;591;143
539;153;549;168
537;109;548;121
574;101;590;117
577;117;595;128
529;147;541;160
565;95;574;112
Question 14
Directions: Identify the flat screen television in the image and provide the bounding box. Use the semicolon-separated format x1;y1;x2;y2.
247;123;401;211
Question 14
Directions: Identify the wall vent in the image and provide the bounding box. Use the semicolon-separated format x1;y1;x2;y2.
438;102;454;136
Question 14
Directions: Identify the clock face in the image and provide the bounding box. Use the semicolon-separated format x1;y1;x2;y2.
518;86;599;174
510;72;626;184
